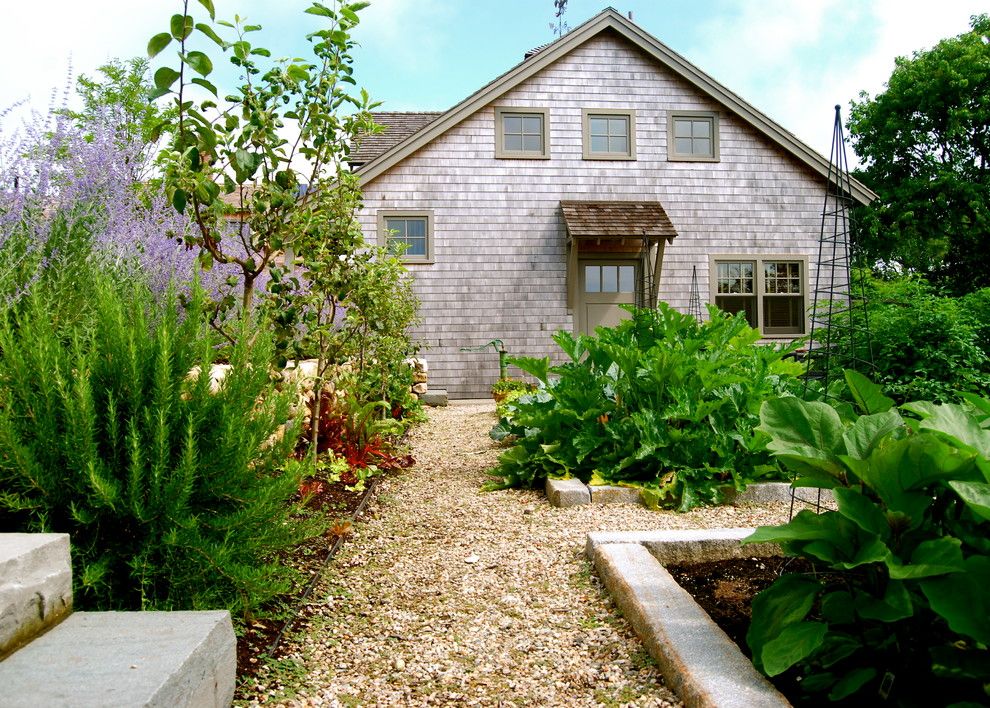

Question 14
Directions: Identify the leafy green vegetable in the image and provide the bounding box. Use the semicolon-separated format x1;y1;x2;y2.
488;304;801;509
746;374;990;704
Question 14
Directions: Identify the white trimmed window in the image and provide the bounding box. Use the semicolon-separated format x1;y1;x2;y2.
582;109;636;160
712;257;806;335
668;111;719;162
378;211;433;263
495;107;550;159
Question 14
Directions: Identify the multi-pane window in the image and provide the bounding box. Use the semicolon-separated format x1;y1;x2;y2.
585;264;636;293
762;261;804;334
668;111;719;161
713;258;805;335
583;110;635;159
495;107;549;158
379;212;432;263
715;261;757;327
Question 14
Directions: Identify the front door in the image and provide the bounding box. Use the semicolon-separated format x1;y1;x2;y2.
579;261;638;335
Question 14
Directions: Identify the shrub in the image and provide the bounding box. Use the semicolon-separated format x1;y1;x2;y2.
825;274;990;402
0;270;317;618
488;304;804;510
745;371;990;705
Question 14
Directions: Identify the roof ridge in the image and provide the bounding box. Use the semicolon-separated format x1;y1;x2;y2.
355;8;877;205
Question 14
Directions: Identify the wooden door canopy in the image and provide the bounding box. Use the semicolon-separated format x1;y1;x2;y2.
560;200;678;244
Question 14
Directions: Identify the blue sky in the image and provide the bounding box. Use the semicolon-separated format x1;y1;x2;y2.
1;0;985;158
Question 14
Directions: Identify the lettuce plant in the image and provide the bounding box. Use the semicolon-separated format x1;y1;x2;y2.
745;371;990;705
489;304;803;510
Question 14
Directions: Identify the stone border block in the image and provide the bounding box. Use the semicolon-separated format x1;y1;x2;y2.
588;485;642;505
593;542;789;707
0;533;72;659
586;527;780;564
725;482;835;508
0;610;236;708
545;478;591;507
420;389;448;406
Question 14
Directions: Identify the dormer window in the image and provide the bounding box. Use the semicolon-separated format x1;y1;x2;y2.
495;107;550;159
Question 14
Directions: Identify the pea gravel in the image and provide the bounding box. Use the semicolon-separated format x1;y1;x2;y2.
238;401;793;707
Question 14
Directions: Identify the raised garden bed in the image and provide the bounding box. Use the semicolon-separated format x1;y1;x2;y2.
586;528;790;708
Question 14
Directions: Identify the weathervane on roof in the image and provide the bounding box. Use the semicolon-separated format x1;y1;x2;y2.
550;0;570;37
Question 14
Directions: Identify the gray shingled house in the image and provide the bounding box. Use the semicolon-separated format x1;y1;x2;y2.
348;8;874;399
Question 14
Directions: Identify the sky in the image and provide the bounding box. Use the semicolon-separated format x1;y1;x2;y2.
1;0;986;159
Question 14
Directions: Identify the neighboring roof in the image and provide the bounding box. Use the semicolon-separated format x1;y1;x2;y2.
561;200;677;242
355;8;877;205
349;112;443;166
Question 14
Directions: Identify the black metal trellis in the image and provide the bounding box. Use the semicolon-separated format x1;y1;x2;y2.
791;105;876;518
688;265;703;322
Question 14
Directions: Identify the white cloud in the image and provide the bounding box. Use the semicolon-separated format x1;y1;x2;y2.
688;0;986;159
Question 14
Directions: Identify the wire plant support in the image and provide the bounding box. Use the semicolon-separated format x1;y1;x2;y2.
688;265;703;322
791;105;876;518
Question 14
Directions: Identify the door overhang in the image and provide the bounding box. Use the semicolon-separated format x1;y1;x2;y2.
561;200;678;311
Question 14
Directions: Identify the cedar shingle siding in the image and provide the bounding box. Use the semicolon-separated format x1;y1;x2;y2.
354;13;869;398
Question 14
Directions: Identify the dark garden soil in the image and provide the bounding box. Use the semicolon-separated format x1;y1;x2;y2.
666;556;814;650
667;556;819;705
235;478;379;681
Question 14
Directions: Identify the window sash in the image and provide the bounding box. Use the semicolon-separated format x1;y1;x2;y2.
501;112;544;154
713;258;805;335
384;217;429;259
588;115;629;155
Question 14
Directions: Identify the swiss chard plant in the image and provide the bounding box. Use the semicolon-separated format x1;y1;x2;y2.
489;304;803;510
744;371;990;705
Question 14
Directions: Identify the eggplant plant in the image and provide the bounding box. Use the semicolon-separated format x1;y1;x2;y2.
745;371;990;705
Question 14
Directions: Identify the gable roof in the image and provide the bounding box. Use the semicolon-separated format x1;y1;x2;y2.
355;8;876;205
350;111;443;166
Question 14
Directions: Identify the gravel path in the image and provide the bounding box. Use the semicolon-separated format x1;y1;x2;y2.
239;401;793;707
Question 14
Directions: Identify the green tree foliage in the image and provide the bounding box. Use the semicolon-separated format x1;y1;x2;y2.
849;15;990;293
148;0;379;314
0;268;318;617
489;305;804;510
745;372;990;705
62;57;173;166
266;169;421;447
824;274;990;402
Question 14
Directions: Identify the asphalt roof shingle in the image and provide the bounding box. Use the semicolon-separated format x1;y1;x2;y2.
349;112;444;166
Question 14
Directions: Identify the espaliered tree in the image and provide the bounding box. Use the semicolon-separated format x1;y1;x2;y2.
148;0;378;320
849;14;990;293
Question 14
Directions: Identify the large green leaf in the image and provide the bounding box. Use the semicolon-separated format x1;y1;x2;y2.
917;403;990;459
921;556;990;644
153;67;181;92
855;435;977;518
182;50;213;77
853;581;912;621
170;13;194;40
948;480;990;521
761;621;828;676
842;409;903;460
196;0;216;20
833;487;889;538
887;536;965;579
507;356;550;384
747;573;822;673
147;32;173;58
845;370;894;414
759;397;847;479
828;667;877;702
